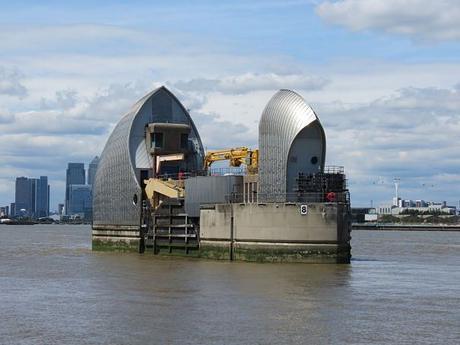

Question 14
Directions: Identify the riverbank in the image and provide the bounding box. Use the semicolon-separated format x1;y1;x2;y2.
353;223;460;231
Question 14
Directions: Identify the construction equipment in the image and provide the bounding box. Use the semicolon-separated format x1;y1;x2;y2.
204;147;259;174
144;178;185;210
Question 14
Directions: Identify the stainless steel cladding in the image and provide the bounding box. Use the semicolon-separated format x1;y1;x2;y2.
93;86;205;228
258;89;326;201
185;175;244;217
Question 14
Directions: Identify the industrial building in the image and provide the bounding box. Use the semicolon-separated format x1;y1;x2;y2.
92;86;351;263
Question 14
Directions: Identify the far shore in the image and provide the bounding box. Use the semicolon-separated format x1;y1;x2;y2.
352;223;460;231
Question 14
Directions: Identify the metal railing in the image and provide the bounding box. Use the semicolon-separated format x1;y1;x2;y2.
225;191;350;204
154;167;246;181
206;167;246;176
324;166;345;174
154;166;345;180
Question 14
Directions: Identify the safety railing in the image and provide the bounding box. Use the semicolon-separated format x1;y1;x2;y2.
155;166;345;180
155;167;246;181
324;166;345;174
225;191;350;204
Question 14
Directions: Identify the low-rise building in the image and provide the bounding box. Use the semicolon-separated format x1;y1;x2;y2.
377;198;456;215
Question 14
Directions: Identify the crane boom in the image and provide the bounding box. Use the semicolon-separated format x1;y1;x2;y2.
204;147;258;174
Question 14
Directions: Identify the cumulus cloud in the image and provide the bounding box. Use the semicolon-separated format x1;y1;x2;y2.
0;80;155;206
0;109;14;124
172;73;329;94
82;82;148;121
40;90;78;110
1;6;459;209
191;111;256;149
0;67;28;97
317;84;460;204
0;82;150;137
316;0;460;41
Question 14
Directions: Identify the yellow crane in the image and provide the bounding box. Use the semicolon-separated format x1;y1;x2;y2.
204;147;259;174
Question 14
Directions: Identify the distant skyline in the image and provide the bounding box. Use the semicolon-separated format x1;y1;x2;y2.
0;0;459;207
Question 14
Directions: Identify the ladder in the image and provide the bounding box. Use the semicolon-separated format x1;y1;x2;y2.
145;198;199;255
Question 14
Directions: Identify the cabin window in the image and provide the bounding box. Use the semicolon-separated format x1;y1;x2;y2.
152;132;164;148
180;133;188;149
311;156;318;165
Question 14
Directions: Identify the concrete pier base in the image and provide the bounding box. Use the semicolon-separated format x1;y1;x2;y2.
92;202;352;263
92;226;141;252
200;240;351;263
199;202;351;263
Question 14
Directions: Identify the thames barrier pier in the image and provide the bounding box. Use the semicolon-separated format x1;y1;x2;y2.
92;86;351;263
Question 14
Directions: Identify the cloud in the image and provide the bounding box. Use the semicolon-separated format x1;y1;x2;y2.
40;89;78;110
0;109;14;124
191;111;256;149
0;67;28;97
82;82;148;121
316;0;460;41
0;8;459;210
0;24;146;53
0;82;150;136
316;84;460;205
172;73;329;94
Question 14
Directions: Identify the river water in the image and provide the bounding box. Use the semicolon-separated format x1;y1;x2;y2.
0;225;458;345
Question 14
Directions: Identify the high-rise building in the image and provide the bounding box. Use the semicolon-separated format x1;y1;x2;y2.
68;184;92;219
87;156;100;186
14;176;49;217
0;206;9;217
58;203;64;216
31;179;37;215
35;176;50;218
65;163;85;215
15;177;32;216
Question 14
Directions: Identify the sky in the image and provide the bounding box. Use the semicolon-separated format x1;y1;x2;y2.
1;0;460;209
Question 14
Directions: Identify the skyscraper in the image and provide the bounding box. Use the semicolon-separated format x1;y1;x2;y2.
87;156;100;186
65;163;85;215
15;177;32;216
14;176;50;217
68;184;92;218
35;176;50;218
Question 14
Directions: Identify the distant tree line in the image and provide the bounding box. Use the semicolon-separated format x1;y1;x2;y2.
400;209;446;216
378;214;459;224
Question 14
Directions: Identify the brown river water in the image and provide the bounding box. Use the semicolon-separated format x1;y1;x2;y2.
0;225;459;345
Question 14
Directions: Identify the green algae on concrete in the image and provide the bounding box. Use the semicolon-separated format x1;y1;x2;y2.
92;238;140;253
153;247;200;258
91;237;351;263
234;244;351;263
199;242;231;260
199;241;351;263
